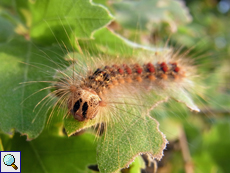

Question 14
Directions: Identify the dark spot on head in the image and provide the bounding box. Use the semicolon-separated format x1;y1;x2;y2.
73;99;81;113
82;102;89;118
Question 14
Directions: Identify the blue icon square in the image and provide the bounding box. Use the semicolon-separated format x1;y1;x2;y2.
0;151;21;173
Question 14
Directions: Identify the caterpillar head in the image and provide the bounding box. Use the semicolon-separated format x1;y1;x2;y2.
68;88;101;121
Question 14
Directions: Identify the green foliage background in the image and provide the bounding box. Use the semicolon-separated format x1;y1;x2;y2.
0;0;230;172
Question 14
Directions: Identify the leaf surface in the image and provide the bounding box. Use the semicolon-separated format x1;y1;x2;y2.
0;38;66;139
97;114;167;173
2;131;97;172
29;0;113;46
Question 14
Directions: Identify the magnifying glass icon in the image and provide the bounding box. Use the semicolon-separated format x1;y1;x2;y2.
3;154;18;170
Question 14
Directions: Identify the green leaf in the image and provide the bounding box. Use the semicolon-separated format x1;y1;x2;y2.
80;28;135;56
64;116;98;137
78;27;171;60
0;37;67;139
170;87;200;112
2;131;97;172
29;0;114;46
1;112;97;172
97;114;167;173
112;0;192;32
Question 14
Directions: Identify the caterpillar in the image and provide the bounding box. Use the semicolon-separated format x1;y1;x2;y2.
57;53;196;115
46;48;200;133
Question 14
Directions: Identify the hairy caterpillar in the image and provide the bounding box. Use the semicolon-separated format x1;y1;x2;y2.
49;49;199;130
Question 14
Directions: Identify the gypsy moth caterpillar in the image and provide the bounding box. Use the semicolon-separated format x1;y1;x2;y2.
48;48;199;126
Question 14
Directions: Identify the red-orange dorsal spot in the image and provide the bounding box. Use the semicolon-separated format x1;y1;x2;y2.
174;66;180;72
118;68;124;74
160;62;168;73
112;80;118;85
147;62;155;73
118;78;125;84
136;76;142;82
125;77;132;83
161;74;168;80
125;67;132;74
108;83;114;88
136;67;143;74
171;62;180;73
148;74;156;81
173;74;179;80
